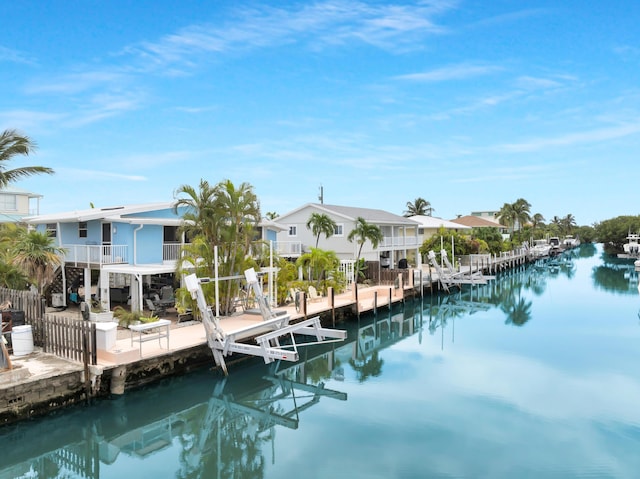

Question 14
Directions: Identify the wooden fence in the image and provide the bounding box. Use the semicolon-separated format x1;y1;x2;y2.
35;315;97;365
0;287;97;366
0;287;46;324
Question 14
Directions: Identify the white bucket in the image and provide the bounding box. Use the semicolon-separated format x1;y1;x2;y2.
12;325;34;356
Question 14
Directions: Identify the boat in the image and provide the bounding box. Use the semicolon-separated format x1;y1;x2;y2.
619;233;640;259
548;236;563;256
530;239;552;258
562;235;580;248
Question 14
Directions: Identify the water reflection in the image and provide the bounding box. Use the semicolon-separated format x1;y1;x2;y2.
3;244;640;478
0;356;348;479
592;253;639;295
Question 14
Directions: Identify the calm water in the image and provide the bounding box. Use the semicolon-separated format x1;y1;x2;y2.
2;244;640;479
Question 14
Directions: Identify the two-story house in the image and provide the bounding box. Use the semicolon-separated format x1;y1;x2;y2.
0;186;42;223
273;203;421;270
25;202;189;313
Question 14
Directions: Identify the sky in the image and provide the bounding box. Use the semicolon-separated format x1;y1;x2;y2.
1;1;639;226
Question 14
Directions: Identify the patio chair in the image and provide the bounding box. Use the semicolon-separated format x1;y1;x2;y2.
146;298;166;316
308;285;322;302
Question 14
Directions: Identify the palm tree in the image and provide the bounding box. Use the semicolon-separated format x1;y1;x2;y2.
347;217;383;278
295;247;340;289
404;197;434;217
174;179;261;315
498;198;531;233
212;180;261;313
561;214;577;236
498;202;517;233
0;129;54;188
531;213;545;236
10;228;65;295
173;179;218;241
306;212;337;248
265;211;278;220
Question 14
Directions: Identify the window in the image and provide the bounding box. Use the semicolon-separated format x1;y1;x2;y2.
288;225;297;237
334;224;344;236
46;223;57;238
0;194;17;211
79;222;88;238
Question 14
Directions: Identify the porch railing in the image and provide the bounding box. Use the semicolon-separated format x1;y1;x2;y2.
274;241;303;256
380;236;418;247
61;244;128;266
163;243;182;262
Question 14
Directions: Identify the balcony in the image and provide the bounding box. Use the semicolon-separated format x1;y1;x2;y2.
61;244;128;266
274;241;303;256
380;236;418;248
162;243;182;262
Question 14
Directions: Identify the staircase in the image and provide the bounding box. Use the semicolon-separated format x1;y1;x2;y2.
45;266;84;306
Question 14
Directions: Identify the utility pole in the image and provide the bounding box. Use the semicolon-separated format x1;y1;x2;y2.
318;185;324;204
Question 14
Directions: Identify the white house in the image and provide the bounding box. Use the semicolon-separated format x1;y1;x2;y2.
0;186;42;223
408;215;472;244
274;203;421;268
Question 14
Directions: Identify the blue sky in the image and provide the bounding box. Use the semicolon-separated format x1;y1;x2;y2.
2;1;639;226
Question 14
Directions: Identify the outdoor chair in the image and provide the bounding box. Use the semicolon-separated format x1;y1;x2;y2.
308;285;322;302
146;298;166;316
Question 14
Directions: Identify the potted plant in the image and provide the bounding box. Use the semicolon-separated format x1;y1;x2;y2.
89;304;114;322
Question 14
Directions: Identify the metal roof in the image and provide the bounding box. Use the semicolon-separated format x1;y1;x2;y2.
277;203;419;226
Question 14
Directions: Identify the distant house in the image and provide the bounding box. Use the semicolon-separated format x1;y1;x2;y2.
274;203;421;270
450;215;508;234
470;210;500;221
0;186;42;223
24;202;189;312
408;215;471;243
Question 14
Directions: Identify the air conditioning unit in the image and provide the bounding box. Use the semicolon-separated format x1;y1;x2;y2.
52;293;64;307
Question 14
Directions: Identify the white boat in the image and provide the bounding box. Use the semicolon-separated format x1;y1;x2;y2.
620;233;640;258
562;235;580;248
530;239;552;258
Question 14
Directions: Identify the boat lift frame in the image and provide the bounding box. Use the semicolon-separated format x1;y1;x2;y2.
184;268;346;375
428;250;491;293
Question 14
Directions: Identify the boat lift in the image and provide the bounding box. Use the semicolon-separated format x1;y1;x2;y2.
184;268;347;375
428;250;491;293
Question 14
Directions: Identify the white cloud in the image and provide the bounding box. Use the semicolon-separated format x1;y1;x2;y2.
125;1;457;69
395;63;503;82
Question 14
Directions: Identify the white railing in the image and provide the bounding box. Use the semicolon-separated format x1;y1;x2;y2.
381;236;418;247
61;244;128;266
274;241;303;256
163;243;182;262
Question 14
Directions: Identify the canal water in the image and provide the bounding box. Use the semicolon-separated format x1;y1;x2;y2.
1;244;639;479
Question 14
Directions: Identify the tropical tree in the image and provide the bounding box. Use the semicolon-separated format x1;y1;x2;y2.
561;214;577;236
348;217;383;263
174;179;261;315
295;247;340;290
174;179;217;241
347;217;383;282
549;216;563;236
531;213;545;237
306;212;337;248
10;228;65;295
265;211;278;220
498;198;531;234
404;197;434;217
0;129;54;188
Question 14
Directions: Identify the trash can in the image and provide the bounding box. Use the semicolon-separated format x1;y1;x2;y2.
8;309;25;327
11;325;34;356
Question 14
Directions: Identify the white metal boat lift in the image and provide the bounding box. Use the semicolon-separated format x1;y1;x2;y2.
184;268;347;375
428;250;492;293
